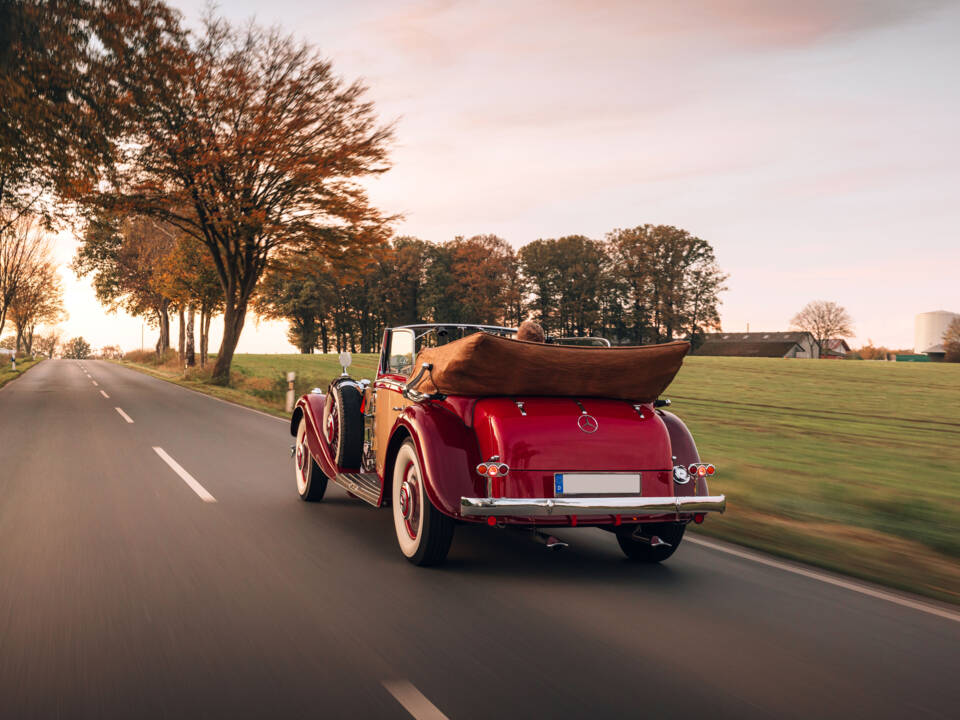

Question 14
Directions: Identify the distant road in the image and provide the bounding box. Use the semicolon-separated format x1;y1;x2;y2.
1;359;957;719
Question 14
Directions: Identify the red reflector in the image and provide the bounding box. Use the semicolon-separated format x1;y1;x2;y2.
688;464;698;475
614;515;622;526
693;513;705;524
477;464;488;475
570;515;578;526
707;464;715;475
497;463;509;476
487;516;497;526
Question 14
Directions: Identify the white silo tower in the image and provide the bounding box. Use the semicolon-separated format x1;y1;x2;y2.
914;311;960;353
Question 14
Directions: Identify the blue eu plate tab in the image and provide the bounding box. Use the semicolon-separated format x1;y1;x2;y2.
554;473;563;495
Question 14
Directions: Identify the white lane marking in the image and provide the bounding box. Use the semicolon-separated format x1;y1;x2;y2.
114;407;134;424
686;536;960;623
152;447;216;503
100;390;110;399
382;680;448;720
91;380;98;386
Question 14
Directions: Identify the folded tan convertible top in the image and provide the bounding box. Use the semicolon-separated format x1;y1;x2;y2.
411;332;689;402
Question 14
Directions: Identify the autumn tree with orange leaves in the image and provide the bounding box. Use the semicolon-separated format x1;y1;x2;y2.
79;13;394;383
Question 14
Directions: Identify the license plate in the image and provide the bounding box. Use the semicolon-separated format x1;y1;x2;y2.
554;473;641;496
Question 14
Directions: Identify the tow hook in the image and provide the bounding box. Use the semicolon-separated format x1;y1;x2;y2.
631;528;671;548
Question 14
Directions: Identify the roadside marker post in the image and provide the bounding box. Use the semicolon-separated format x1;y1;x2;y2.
285;371;296;413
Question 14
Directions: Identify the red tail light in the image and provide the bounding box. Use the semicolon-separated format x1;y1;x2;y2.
707;464;715;475
693;513;705;524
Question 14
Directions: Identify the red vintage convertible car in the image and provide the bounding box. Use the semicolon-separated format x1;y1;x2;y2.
290;324;725;566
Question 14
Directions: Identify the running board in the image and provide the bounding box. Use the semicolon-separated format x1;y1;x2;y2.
334;472;382;507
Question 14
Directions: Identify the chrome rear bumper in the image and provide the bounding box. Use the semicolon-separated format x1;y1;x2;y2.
460;494;726;517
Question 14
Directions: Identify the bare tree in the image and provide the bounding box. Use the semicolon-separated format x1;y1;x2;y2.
791;300;853;354
10;252;65;354
0;214;49;338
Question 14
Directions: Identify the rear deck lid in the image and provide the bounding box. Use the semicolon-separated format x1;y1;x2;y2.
473;397;672;472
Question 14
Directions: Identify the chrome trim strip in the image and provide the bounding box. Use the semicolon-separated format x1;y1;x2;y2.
460;494;726;517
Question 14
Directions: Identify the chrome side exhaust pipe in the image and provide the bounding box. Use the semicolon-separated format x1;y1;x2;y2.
631;529;671;548
533;531;568;550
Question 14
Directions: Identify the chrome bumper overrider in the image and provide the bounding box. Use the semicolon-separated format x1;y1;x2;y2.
460;495;726;517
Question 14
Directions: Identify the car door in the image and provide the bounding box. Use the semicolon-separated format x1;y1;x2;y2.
374;328;416;477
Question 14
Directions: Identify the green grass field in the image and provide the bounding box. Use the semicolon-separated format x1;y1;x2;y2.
121;352;960;602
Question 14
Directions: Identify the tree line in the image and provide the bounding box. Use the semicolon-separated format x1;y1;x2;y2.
255;227;727;353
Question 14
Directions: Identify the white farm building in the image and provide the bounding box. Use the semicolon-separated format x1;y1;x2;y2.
914;311;959;358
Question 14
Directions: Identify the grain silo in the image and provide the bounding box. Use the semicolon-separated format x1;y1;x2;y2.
914;311;960;353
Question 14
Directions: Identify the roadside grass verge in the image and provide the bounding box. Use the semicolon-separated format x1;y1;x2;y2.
0;357;43;390
118;351;960;603
669;357;960;604
114;350;380;419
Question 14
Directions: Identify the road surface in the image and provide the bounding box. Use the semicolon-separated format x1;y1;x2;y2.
1;359;957;719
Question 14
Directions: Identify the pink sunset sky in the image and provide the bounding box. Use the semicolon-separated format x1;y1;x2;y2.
52;0;960;353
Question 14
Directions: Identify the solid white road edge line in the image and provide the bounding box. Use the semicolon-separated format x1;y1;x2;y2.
152;447;216;503
685;535;960;623
100;390;110;398
382;680;448;720
111;361;286;424
114;407;134;423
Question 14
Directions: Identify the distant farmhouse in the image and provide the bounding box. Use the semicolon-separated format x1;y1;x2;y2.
695;331;827;359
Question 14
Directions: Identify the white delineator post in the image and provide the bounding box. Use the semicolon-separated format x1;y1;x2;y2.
285;371;296;413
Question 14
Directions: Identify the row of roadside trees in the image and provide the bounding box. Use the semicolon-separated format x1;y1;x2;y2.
254;227;728;353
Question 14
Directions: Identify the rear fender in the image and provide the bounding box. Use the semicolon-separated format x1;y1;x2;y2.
659;409;709;497
390;402;483;519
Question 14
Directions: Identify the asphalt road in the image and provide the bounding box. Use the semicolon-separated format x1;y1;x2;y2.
1;359;957;719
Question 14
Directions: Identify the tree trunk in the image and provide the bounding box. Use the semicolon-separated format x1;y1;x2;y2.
202;310;211;366
158;300;171;356
25;324;34;355
320;321;329;354
185;305;195;367
211;300;247;385
178;307;185;363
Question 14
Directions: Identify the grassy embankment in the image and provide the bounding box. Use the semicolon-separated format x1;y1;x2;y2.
0;357;43;390
120;351;960;603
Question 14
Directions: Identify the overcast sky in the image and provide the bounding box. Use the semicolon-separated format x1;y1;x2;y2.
52;0;960;353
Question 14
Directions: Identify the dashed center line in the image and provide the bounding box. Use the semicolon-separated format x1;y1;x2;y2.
382;680;448;720
114;407;134;423
91;380;98;386
152;447;216;503
100;390;110;399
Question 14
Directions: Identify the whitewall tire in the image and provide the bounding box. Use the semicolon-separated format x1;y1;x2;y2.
391;440;454;566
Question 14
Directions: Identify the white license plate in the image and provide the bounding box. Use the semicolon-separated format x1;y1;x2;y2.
554;473;641;496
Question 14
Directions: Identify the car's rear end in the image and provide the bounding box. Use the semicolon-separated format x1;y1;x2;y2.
458;396;725;530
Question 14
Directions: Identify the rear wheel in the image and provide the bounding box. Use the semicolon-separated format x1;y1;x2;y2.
616;522;685;562
392;440;454;566
295;417;327;501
